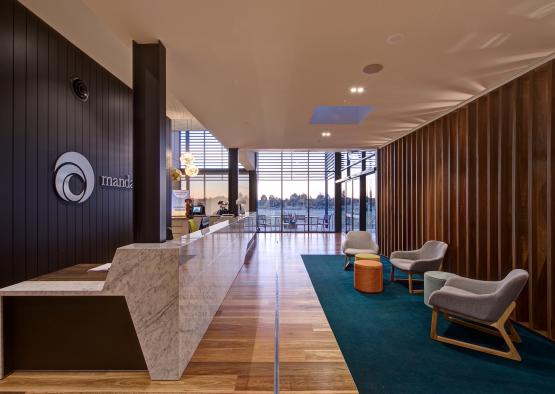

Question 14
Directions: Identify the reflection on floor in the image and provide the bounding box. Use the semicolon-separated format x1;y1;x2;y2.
0;233;357;393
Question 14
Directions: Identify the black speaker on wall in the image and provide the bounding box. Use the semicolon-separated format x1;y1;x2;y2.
70;77;89;102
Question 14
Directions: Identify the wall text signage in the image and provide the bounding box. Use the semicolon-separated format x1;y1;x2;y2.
100;175;134;189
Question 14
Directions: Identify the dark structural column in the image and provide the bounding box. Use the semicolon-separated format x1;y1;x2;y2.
228;148;239;215
248;152;258;212
359;152;367;231
334;152;342;232
165;117;172;237
133;41;167;243
249;171;257;212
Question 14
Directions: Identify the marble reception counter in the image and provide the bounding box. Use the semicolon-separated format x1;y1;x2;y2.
0;213;257;381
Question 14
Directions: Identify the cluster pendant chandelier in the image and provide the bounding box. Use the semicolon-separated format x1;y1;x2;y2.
180;152;199;177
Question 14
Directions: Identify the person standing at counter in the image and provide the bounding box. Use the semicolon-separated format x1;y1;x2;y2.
185;198;194;219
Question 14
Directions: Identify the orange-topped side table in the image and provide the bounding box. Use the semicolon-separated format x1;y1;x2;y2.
354;260;383;293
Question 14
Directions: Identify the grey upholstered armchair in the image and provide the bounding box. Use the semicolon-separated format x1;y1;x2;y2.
341;231;379;269
390;241;448;294
428;269;529;361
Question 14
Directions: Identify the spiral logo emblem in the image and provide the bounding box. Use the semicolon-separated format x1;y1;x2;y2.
54;152;95;203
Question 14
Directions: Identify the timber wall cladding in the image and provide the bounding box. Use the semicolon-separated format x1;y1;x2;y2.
0;0;133;287
378;59;555;340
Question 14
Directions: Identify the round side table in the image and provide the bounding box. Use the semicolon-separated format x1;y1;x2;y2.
423;271;457;307
354;260;383;293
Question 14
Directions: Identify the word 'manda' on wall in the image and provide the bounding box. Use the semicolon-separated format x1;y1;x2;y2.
100;175;134;189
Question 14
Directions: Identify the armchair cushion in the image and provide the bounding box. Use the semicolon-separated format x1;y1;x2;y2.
390;241;447;273
389;258;414;271
429;269;529;323
342;231;379;255
429;285;498;322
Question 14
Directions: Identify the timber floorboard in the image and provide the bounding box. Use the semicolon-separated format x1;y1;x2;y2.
0;233;356;393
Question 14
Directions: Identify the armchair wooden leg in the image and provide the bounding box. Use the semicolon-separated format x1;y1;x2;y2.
407;272;423;294
344;255;351;270
391;269;423;294
430;302;522;361
508;321;522;343
430;307;439;339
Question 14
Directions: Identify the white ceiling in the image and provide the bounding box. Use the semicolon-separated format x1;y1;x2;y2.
21;0;555;150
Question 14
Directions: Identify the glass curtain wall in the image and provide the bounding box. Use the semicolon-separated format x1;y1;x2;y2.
257;152;282;231
238;172;250;213
350;153;362;231
341;152;361;233
325;153;336;231
257;152;335;232
338;151;377;235
174;130;245;216
309;152;334;231
282;152;308;232
366;172;377;239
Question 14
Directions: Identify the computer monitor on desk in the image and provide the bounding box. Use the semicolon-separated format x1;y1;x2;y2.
192;205;205;215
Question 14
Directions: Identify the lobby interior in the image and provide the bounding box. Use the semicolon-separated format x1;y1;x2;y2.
1;0;555;393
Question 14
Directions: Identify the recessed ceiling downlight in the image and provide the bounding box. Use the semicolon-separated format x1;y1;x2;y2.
363;64;384;75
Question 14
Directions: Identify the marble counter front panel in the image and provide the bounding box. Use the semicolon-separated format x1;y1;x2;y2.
0;213;257;380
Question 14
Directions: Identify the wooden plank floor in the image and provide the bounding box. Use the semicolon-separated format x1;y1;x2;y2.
0;233;357;393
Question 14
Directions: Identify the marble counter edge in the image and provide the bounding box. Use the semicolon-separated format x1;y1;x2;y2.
0;281;106;296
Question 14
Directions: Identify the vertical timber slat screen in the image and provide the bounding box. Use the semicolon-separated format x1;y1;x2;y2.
378;60;555;341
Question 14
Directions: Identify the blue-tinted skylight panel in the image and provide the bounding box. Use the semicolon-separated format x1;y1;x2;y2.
310;106;373;125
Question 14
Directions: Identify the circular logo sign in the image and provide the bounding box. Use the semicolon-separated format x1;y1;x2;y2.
54;152;95;203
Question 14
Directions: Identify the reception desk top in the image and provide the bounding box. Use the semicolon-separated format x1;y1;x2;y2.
0;212;257;380
0;213;256;296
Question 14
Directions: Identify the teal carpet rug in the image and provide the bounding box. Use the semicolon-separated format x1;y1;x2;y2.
301;255;555;394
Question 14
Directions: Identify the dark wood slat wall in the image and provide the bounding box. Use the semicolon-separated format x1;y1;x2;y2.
0;0;14;288
0;1;133;288
378;60;555;341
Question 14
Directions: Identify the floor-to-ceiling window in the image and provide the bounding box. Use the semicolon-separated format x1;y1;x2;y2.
238;172;250;213
282;152;308;232
309;152;334;232
257;152;335;232
173;130;246;216
325;153;336;232
365;154;377;240
257;152;283;231
337;151;377;235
